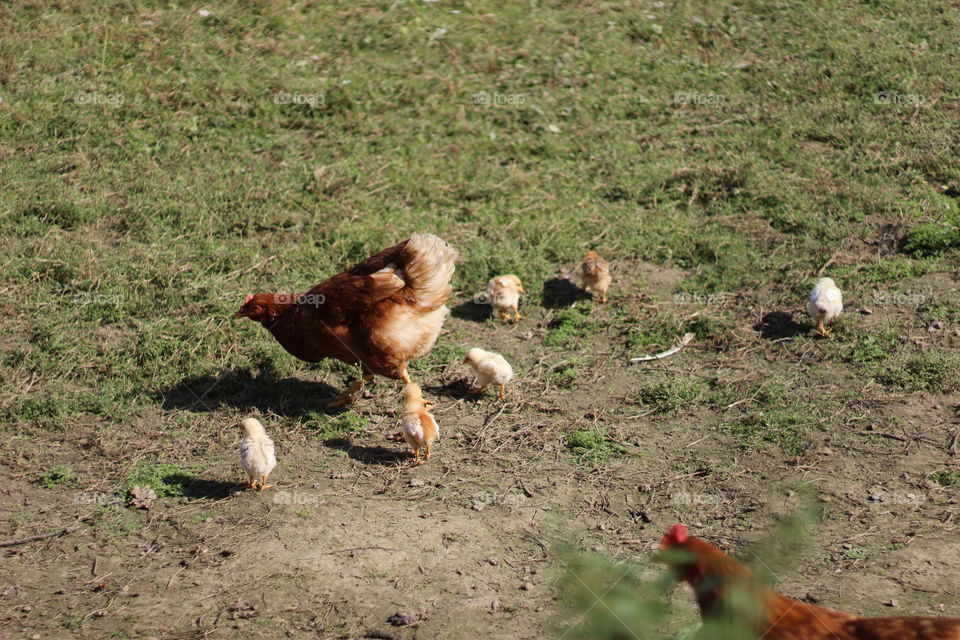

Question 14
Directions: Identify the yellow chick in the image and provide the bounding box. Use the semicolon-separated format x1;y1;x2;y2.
807;277;843;337
239;418;277;490
487;274;524;323
464;347;514;400
400;382;439;464
581;251;612;303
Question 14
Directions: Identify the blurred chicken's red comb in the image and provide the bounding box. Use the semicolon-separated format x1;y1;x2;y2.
244;293;254;304
663;523;688;545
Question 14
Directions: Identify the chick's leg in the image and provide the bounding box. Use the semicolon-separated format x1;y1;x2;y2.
511;306;522;322
258;473;272;490
816;319;830;337
425;443;432;460
246;476;257;490
497;384;506;400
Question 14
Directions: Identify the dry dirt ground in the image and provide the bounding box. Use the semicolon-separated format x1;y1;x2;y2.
2;260;960;639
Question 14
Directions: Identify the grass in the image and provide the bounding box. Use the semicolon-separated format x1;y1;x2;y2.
630;377;704;414
37;466;74;489
931;470;960;487
122;462;197;499
545;305;594;347
2;0;959;435
309;412;369;441
566;428;626;464
874;351;960;392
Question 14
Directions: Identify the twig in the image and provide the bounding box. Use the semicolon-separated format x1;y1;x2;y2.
321;545;398;555
0;516;93;548
630;333;695;363
858;431;909;443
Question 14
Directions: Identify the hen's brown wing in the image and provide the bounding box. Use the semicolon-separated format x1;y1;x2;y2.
841;617;960;640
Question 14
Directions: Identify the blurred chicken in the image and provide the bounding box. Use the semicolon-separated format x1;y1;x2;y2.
660;523;960;640
239;418;277;490
487;274;524;323
399;382;439;464
808;277;843;337
464;347;514;400
235;233;457;407
581;251;611;303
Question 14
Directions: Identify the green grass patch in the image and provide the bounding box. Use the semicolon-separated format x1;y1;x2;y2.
566;428;626;464
545;305;594;347
630;376;704;413
931;470;960;487
309;412;369;441
122;463;197;499
37;466;74;489
874;351;960;392
902;223;960;257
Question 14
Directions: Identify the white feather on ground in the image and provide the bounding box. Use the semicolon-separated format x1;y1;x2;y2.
239;418;277;489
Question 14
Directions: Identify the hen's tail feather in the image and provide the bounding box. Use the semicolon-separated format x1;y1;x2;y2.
403;233;458;308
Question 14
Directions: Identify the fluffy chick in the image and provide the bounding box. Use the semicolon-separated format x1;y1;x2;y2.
464;347;514;400
487;274;524;323
399;382;439;464
239;418;277;490
808;277;843;337
581;251;612;303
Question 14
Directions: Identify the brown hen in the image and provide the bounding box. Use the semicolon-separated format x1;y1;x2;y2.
235;233;457;406
660;524;960;640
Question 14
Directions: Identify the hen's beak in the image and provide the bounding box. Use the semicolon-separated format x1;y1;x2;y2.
233;310;244;319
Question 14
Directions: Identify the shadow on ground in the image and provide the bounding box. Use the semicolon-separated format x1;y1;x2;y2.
451;299;492;322
541;277;590;308
323;437;410;466
156;361;344;417
754;311;809;339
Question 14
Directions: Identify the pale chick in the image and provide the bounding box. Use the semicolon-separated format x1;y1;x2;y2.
808;277;843;337
239;418;277;490
400;382;439;464
581;251;612;303
464;347;514;400
487;274;524;323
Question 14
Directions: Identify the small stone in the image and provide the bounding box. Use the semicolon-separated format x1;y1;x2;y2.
521;582;534;591
884;599;897;607
859;308;873;315
485;557;498;566
19;605;31;612
409;478;426;488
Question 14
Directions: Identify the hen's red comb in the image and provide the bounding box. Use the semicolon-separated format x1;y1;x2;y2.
663;523;688;545
244;293;254;304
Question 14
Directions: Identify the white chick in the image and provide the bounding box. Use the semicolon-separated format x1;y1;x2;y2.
239;418;277;490
400;382;439;464
487;274;524;323
464;347;514;400
807;277;843;337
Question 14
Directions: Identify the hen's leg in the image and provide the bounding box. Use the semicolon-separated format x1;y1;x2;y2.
326;374;373;407
400;369;412;385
